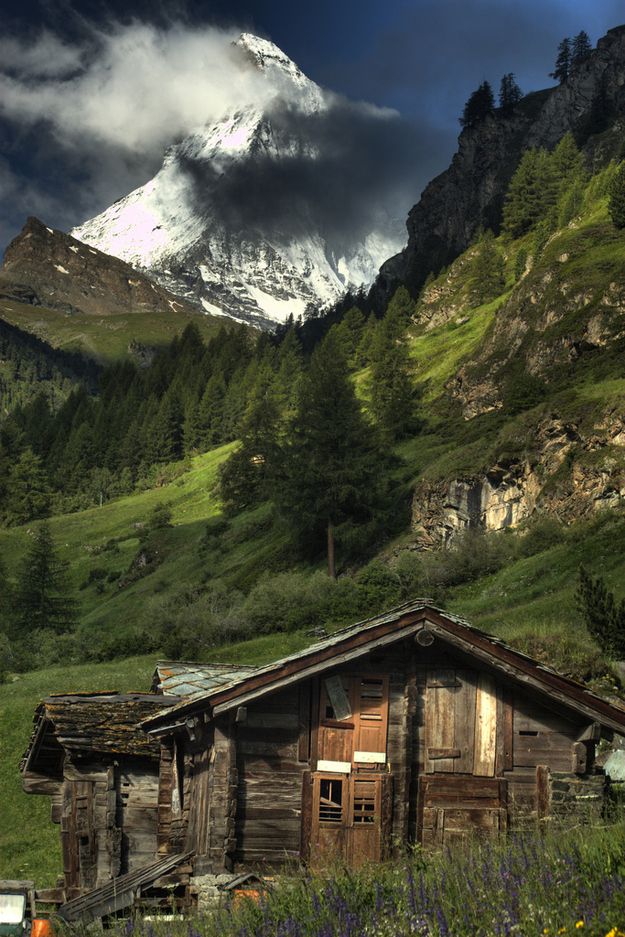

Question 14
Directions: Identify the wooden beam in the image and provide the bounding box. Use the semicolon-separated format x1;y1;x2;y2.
212;622;425;716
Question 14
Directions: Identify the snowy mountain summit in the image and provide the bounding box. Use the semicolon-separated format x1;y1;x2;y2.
71;34;405;327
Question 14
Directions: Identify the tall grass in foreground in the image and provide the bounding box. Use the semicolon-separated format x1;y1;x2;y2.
112;823;625;937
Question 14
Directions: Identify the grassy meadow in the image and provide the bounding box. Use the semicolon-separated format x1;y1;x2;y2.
0;297;225;363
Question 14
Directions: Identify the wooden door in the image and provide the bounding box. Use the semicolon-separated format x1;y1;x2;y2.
310;773;392;868
424;669;499;776
418;776;508;846
61;780;96;896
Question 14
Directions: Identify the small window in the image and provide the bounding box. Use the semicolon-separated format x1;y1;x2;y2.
352;779;376;824
319;778;344;824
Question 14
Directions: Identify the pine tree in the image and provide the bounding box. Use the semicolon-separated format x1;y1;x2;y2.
550;38;571;83
576;565;625;657
355;313;380;368
368;295;418;442
469;229;506;305
571;31;592;68
332;307;366;370
148;391;184;463
608;162;625;229
499;73;523;115
196;374;227;449
275;329;390;577
14;522;78;634
219;366;282;513
460;81;495;129
3;448;51;526
274;327;304;421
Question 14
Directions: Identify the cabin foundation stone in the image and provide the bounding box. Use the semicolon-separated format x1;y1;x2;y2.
190;874;242;912
549;772;605;821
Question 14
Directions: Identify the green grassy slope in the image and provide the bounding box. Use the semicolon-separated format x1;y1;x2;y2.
0;298;228;363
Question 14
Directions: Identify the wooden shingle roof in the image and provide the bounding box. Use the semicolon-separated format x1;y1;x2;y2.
142;601;625;737
21;692;177;775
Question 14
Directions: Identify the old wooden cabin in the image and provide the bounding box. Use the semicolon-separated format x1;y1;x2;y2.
22;601;625;918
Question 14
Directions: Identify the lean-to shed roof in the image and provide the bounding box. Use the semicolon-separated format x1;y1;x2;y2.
21;692;177;775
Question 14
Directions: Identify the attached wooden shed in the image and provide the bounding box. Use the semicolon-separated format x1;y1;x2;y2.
21;692;177;900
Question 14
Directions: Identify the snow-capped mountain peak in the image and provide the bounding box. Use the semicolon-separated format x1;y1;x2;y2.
70;34;404;328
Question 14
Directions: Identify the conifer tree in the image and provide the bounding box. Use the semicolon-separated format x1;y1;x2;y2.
470;229;506;305
571;31;592;68
275;329;390;578
355;313;380;368
196;374;227;449
460;81;495;129
498;73;523;114
3;448;51;526
274;327;304;420
503;149;558;237
576;565;625;657
550;38;571;83
608;162;625;229
148;391;184;463
14;522;77;634
368;293;417;442
219;366;282;513
332;307;366;370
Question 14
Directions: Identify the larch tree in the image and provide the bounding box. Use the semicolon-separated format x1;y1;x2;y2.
275;329;390;578
368;290;418;442
13;522;78;635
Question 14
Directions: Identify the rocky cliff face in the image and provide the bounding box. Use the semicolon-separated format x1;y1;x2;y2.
412;413;625;547
0;216;204;320
376;25;625;303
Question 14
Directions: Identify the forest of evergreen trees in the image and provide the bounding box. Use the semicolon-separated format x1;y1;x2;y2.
0;287;417;527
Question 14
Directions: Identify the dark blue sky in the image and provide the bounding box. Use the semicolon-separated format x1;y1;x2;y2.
1;0;623;249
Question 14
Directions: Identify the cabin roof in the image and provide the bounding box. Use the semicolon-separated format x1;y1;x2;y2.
142;600;625;736
21;692;178;776
152;661;259;699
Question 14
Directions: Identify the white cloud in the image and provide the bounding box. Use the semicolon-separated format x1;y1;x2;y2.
0;31;84;79
0;23;283;154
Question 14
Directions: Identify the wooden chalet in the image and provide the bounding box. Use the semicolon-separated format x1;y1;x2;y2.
21;602;625;918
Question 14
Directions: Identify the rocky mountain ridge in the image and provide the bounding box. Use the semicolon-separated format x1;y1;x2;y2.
0;217;206;321
375;24;625;303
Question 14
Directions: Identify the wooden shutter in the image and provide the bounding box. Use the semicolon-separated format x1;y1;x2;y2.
418;776;508;846
353;676;389;763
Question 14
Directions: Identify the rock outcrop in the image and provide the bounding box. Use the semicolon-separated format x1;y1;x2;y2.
412;415;625;546
374;25;625;304
0;217;205;320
